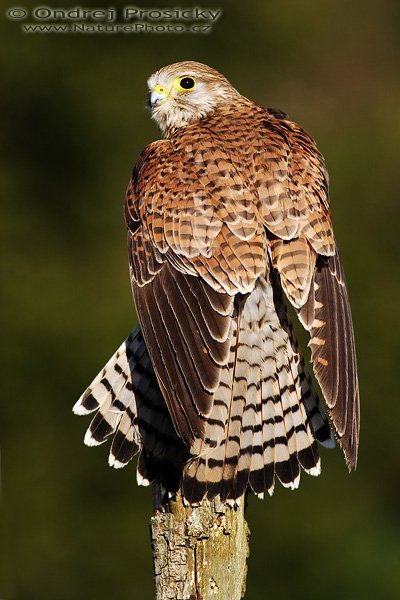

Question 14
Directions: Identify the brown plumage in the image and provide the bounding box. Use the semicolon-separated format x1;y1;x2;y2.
74;61;359;502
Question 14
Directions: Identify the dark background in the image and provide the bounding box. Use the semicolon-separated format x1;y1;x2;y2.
2;0;400;598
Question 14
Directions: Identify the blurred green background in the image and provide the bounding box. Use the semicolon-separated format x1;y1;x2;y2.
2;0;400;598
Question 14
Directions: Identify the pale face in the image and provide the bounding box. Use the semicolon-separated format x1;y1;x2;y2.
147;61;240;133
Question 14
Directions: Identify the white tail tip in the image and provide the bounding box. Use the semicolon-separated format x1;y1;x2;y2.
136;471;150;487
72;398;91;415
281;473;301;490
305;462;321;477
84;429;104;447
108;454;128;469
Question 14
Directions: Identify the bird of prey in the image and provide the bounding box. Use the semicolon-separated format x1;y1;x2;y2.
73;61;360;502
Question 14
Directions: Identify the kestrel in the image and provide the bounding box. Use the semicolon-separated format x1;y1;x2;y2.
74;61;360;502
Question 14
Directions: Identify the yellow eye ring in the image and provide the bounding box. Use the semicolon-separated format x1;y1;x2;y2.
173;76;197;91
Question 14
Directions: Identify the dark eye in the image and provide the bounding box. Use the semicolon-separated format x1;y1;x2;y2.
178;76;196;90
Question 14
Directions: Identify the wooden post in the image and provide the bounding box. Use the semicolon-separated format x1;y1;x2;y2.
151;484;250;600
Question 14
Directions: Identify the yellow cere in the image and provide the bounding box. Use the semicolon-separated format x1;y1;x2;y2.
154;84;168;95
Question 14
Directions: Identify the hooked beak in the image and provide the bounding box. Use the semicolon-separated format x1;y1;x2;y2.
148;84;169;110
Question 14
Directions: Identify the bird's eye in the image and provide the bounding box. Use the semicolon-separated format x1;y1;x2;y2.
174;76;196;91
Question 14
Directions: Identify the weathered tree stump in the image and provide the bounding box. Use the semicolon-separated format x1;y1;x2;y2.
151;484;250;600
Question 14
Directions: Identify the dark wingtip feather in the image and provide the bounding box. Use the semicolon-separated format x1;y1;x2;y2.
307;250;360;469
341;397;360;471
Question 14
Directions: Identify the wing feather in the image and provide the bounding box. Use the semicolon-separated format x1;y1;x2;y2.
260;117;359;468
128;225;234;444
306;252;360;467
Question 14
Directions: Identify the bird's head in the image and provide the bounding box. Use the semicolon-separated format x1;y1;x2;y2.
147;61;240;134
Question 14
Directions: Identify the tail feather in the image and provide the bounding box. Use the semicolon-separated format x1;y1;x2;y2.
182;273;332;501
271;322;301;489
74;278;334;503
73;336;140;450
110;408;139;468
74;326;186;489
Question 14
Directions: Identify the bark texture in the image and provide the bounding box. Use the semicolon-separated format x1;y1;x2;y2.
151;485;250;600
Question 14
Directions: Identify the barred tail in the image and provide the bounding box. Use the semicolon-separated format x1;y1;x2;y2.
183;273;333;502
73;326;186;492
74;275;333;502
